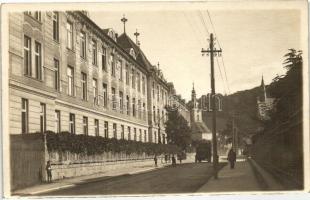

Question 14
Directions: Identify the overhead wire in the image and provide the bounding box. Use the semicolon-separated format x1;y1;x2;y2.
182;12;205;46
182;10;229;95
198;10;210;36
206;10;231;94
198;10;229;95
196;10;228;95
216;56;227;95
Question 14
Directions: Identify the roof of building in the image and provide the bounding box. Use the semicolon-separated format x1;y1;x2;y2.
191;122;211;133
117;33;153;70
102;28;110;34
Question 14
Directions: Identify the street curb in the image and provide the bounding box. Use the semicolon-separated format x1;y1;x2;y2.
248;158;284;191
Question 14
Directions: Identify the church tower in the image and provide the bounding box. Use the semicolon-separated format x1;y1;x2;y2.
190;83;202;123
191;83;197;108
259;75;267;102
257;75;275;120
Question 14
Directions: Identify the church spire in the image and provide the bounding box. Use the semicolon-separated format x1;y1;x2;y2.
191;82;197;108
260;75;267;101
261;75;265;87
192;82;195;94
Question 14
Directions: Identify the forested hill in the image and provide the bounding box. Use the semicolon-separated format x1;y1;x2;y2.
212;49;302;138
220;85;265;135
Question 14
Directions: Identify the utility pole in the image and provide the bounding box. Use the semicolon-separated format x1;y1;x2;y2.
232;112;235;151
202;33;222;179
232;112;238;154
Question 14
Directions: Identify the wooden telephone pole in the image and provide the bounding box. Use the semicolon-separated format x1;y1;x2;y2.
202;33;222;179
232;112;238;153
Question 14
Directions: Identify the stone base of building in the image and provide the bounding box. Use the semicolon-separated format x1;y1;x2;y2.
10;134;161;191
50;159;157;181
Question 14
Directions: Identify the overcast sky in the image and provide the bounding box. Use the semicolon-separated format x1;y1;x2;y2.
90;9;301;101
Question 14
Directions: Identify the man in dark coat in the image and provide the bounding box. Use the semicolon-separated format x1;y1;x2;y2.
171;155;176;167
164;154;168;163
227;148;237;169
46;160;52;182
154;155;158;167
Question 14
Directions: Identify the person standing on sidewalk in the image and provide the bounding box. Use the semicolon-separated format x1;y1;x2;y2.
154;155;158;167
227;148;237;169
171;155;176;167
177;153;182;164
46;161;52;183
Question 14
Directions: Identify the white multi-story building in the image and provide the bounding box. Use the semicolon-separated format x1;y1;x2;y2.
8;11;180;144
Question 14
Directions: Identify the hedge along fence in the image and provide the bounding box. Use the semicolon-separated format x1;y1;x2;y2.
44;131;180;156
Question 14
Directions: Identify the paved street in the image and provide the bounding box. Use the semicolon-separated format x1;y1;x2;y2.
40;162;221;195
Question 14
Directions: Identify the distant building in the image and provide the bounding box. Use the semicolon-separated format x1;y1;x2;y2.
257;76;275;120
167;82;190;124
188;84;212;141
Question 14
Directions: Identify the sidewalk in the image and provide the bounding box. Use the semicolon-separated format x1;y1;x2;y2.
13;156;196;196
13;161;169;196
196;160;261;193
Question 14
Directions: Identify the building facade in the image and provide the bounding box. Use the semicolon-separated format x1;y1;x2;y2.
8;11;178;144
167;82;190;124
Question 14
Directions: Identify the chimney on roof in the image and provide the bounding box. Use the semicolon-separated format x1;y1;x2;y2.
81;10;89;17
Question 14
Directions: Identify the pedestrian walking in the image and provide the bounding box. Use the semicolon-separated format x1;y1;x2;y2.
164;154;168;163
227;148;237;169
154;155;158;167
177;153;182;164
171;155;176;167
46;160;52;182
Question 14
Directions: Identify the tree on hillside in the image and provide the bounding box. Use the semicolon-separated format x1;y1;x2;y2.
268;49;303;123
221;91;264;135
165;107;191;151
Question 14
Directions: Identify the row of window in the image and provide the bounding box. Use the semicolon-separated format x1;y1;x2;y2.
57;12;147;93
152;106;167;124
22;12;168;124
152;81;168;104
25;11;146;94
21;98;149;142
24;12;164;102
66;66;148;119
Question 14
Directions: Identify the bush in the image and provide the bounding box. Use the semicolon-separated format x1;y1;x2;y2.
44;131;180;156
